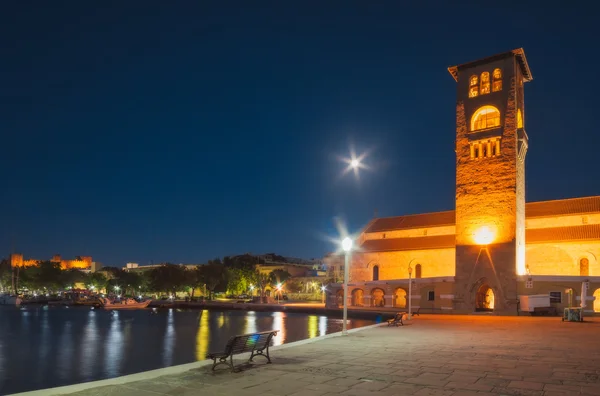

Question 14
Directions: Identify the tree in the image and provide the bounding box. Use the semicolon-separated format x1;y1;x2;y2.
148;264;188;296
61;268;87;290
88;272;108;292
253;270;273;303
269;269;291;285
198;259;226;299
185;266;205;299
0;259;11;293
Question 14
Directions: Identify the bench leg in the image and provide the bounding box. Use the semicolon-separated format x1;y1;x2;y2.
211;357;230;371
229;354;236;372
249;347;272;364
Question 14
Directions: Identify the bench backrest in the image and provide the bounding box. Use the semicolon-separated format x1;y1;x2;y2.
225;330;279;355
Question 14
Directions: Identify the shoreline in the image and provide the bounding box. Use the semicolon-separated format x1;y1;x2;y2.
148;301;403;320
8;322;384;396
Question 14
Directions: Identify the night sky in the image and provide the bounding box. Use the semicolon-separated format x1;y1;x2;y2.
2;2;599;266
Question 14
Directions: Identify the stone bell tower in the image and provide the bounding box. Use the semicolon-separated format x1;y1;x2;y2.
448;49;532;314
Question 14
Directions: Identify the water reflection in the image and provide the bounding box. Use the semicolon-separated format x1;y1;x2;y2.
0;307;374;395
217;312;225;328
319;315;327;337
80;310;98;381
58;321;73;382
308;315;318;339
272;311;286;346
244;311;257;334
163;309;175;366
104;312;123;378
36;308;50;384
195;310;209;361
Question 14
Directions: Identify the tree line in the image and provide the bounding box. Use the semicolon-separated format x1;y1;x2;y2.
0;254;297;300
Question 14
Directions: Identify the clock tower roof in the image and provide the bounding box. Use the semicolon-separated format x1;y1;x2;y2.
448;48;532;83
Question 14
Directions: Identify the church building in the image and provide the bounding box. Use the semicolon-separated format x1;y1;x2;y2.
325;49;600;315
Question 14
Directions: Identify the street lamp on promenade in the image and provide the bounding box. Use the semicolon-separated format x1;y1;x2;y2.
342;237;353;335
321;286;326;304
408;264;413;320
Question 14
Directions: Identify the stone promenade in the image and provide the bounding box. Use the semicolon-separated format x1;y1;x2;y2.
62;315;600;396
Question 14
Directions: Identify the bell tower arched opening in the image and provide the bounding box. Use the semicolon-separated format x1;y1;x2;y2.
475;284;495;312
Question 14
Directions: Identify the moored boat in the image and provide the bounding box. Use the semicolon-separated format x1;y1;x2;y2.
99;297;151;310
0;294;22;306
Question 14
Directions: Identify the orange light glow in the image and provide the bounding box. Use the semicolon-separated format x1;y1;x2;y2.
474;226;495;245
471;105;500;131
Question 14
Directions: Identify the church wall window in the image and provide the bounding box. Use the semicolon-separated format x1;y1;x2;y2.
517;109;523;128
373;265;379;281
492;68;502;92
471;105;500;131
469;75;479;98
480;72;490;95
427;291;435;301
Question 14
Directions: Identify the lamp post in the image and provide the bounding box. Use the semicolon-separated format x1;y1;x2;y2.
276;283;282;304
408;264;413;320
321;286;326;304
342;237;353;335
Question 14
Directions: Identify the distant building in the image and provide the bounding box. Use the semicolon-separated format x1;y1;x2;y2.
10;253;95;271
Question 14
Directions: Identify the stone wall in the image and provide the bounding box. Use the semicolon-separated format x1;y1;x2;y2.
349;248;455;282
526;242;600;276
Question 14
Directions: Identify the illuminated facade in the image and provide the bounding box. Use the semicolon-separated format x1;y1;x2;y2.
325;49;600;315
10;253;93;271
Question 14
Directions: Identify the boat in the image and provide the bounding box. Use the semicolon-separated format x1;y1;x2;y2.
99;297;151;310
0;294;22;306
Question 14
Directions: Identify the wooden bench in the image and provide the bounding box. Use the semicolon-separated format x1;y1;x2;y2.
387;312;407;326
207;330;279;372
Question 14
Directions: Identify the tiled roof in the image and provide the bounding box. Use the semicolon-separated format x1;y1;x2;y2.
526;224;600;244
526;196;600;218
361;235;455;252
360;224;600;252
364;211;455;233
364;196;600;233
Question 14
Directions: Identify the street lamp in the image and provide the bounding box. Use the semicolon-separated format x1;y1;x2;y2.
276;283;282;304
408;264;413;320
321;286;326;304
341;236;353;335
350;159;359;168
250;285;255;296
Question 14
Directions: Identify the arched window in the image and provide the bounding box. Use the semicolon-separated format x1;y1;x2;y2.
517;109;523;128
471;105;500;131
415;264;422;278
492;68;502;92
480;72;490;95
580;258;589;276
469;75;479;98
373;265;379;281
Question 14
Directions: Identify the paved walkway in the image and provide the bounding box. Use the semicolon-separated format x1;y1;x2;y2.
60;315;600;396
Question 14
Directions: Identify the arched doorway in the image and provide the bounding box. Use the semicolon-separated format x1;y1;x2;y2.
580;258;590;276
475;284;495;312
371;288;385;307
373;265;379;281
351;289;364;307
394;288;407;308
336;289;344;308
594;289;600;313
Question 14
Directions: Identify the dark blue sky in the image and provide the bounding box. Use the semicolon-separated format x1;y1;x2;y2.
1;2;599;265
